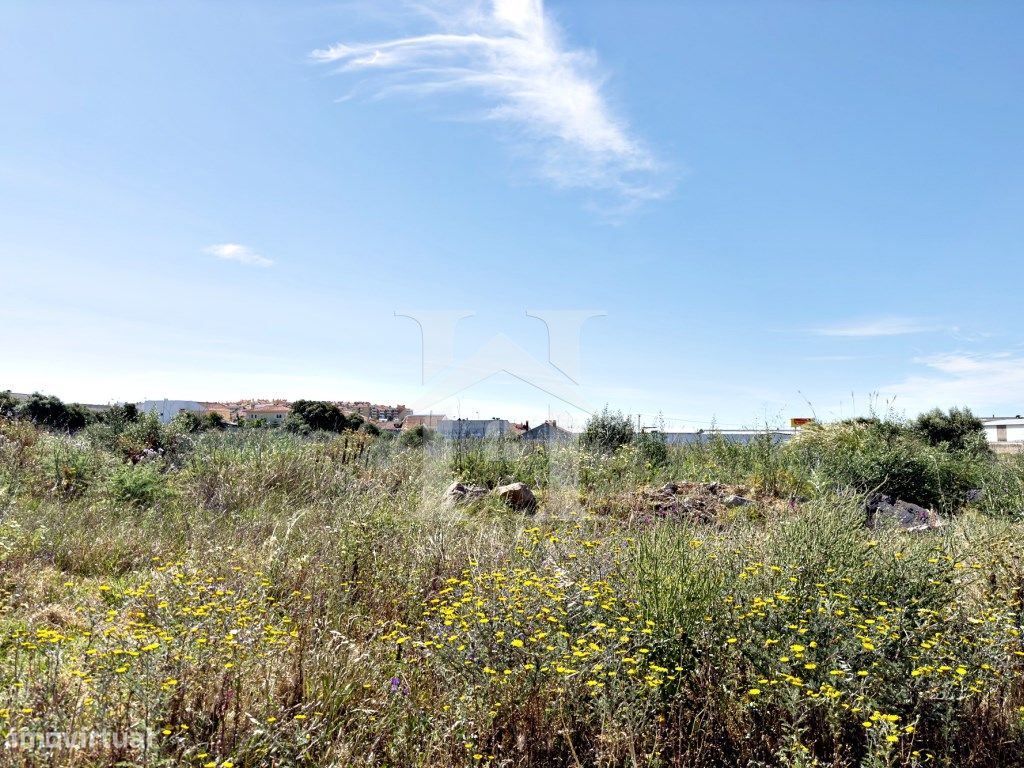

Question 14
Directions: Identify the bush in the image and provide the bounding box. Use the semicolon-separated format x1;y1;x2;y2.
98;403;139;429
359;421;381;436
289;400;356;433
450;442;550;489
170;411;204;434
788;419;988;512
38;438;104;498
0;390;19;420
17;392;95;432
581;406;635;454
105;461;168;508
913;407;990;454
399;425;434;448
168;410;225;434
281;413;312;436
203;412;226;430
632;430;668;468
112;412;192;465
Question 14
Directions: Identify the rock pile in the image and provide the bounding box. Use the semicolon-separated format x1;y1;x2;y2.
603;481;756;524
865;494;945;532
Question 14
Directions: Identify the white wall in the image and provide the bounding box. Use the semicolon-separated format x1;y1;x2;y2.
985;423;1024;443
137;400;207;425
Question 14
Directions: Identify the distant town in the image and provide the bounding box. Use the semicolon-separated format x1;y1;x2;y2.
132;397;580;442
8;392;1021;450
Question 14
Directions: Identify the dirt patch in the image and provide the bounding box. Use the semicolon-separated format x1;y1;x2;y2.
587;481;771;524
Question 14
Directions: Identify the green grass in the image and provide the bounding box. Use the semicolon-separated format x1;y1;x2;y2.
0;418;1022;767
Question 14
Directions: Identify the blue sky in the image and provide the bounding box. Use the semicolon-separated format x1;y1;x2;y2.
2;0;1022;429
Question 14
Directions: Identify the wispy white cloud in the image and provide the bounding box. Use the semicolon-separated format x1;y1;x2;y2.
812;317;941;338
312;0;668;204
883;352;1024;414
204;243;273;268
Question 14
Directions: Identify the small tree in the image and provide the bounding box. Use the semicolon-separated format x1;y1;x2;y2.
913;407;989;454
400;425;434;448
289;400;348;433
99;403;140;430
170;411;204;433
17;392;95;432
115;412;169;463
581;407;635;454
359;420;381;436
282;413;312;436
203;412;227;430
634;430;668;467
0;390;19;419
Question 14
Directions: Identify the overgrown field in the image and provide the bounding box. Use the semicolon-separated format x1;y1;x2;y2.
1;413;1023;767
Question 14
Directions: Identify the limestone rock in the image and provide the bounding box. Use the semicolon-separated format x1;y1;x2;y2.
444;481;487;507
724;494;752;508
494;481;537;512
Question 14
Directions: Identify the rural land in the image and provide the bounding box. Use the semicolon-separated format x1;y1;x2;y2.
1;391;1023;766
4;1;1023;766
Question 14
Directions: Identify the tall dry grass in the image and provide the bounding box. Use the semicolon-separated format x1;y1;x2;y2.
0;418;1022;767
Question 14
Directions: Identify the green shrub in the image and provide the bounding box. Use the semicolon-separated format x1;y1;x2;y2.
449;441;550;489
203;412;226;430
37;438;104;498
105;461;169;508
399;424;434;448
913;406;990;454
633;430;668;468
787;420;988;512
0;390;19;420
170;410;205;433
113;412;193;465
16;392;95;432
359;420;381;436
281;412;312;435
97;403;139;429
288;400;362;433
581;406;634;454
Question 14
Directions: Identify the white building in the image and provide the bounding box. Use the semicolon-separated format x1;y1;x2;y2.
982;417;1024;445
243;404;291;425
137;399;207;424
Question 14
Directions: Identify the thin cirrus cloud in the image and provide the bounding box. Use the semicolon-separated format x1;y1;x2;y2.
883;352;1024;413
204;243;274;268
812;317;942;337
311;0;669;205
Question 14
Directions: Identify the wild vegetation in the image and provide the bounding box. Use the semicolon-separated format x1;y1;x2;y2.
0;399;1023;767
